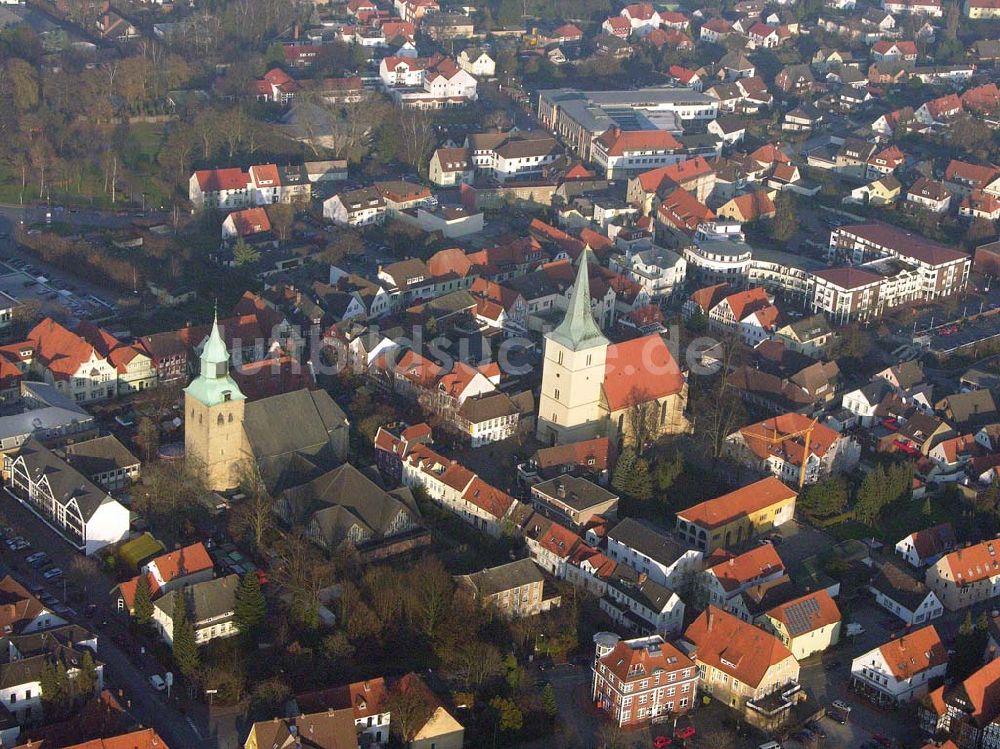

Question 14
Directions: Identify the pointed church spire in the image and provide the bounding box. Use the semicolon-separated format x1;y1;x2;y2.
549;248;609;352
201;307;230;378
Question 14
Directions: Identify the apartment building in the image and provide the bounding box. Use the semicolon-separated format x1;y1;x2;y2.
592;633;698;727
926;540;1000;611
850;625;947;705
675;477;797;552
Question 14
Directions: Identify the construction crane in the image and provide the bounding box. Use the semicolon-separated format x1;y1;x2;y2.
751;417;820;490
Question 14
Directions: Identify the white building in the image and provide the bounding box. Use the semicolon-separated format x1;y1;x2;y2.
591;127;685;179
457;47;495;77
850;626;947;705
6;438;129;555
605;518;703;591
152;575;239;647
869;561;944;627
610;246;687;298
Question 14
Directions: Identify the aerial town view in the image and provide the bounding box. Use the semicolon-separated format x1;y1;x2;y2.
1;0;1000;747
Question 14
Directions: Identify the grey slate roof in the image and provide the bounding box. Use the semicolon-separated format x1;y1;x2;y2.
870;559;933;612
155;574;239;625
534;474;618;511
607;517;688;567
14;437;114;521
462;558;545;597
281;463;420;547
243;388;348;492
60;435;139;477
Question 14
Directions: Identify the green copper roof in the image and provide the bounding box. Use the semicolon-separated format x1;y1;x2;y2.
184;312;246;407
201;310;230;370
547;250;609;352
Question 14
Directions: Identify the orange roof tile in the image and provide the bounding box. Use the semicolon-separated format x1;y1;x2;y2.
599;638;695;685
678;477;796;530
686;606;795;688
706;544;785;592
766;589;841;635
462;477;515;520
602;334;685;412
596;127;682;156
941;540;1000;585
738;413;841;465
877;625;946;680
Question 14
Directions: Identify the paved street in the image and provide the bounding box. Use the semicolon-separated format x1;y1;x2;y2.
0;491;209;747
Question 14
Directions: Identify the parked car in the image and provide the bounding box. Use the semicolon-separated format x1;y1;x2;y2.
25;552;46;566
42;567;63;580
149;674;166;692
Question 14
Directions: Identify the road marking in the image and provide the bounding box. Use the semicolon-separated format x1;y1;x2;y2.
187;717;202;739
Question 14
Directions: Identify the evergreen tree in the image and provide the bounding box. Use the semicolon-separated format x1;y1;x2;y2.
654;451;684;494
171;591;200;679
541;683;557;717
772;191;799;244
612;448;653;501
76;650;97;699
800;477;848;517
40;660;64;717
132;573;153;627
233;237;260;266
234;572;266;635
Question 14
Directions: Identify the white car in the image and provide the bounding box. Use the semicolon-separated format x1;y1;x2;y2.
42;567;62;580
149;674;166;692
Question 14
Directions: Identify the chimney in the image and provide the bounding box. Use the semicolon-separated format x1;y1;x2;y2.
638;572;648;585
707;610;715;632
294;23;300;40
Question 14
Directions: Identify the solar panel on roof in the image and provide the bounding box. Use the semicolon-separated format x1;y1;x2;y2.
784;597;821;636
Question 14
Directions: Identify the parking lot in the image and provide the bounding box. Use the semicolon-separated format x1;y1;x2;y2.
0;263;112;321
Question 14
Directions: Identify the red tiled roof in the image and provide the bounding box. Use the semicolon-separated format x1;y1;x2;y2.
623;2;656;19
686;606;795;688
249;163;280;187
706;544;785;591
227;207;272;237
722;287;770;321
941;540;1000;585
877;625;946;679
534;437;614;473
596;127;682;156
678;476;796;530
462;477;515;520
637;156;714;192
946;159;1000;188
602;334;684;411
295;678;388;720
553;22;583;38
194;167;250;193
725;191;775;221
689;283;731;314
598;638;694;685
25;318;100;379
536;520;581;559
739;413;841;465
657;187;715;233
767;590;841;634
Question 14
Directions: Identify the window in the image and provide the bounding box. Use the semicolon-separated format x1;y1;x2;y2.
554;389;560;401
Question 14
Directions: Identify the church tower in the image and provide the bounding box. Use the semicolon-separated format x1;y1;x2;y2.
184;312;247;491
536;252;610;446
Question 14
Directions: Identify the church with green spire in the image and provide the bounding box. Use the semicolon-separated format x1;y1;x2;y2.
184;311;247;491
536;252;690;447
536;253;611;446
